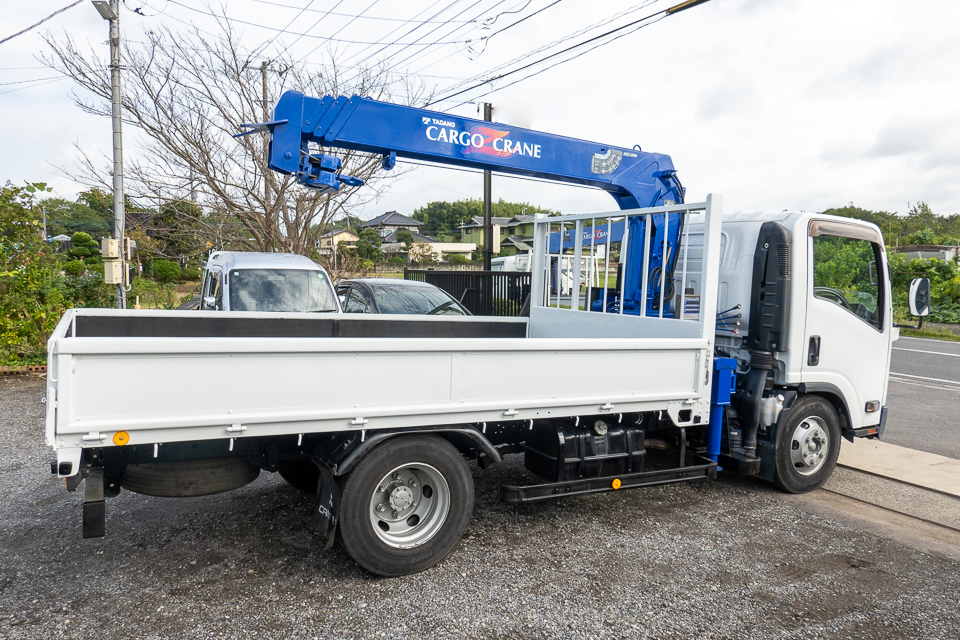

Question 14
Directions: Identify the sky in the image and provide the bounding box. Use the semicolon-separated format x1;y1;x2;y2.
2;0;960;222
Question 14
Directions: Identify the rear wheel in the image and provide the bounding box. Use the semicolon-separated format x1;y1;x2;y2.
772;395;841;493
338;435;473;576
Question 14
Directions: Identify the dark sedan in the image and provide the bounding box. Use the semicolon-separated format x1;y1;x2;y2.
335;278;470;316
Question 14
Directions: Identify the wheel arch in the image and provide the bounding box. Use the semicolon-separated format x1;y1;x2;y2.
796;382;851;433
336;426;500;476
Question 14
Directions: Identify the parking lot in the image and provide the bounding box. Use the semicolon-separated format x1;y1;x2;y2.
2;375;959;640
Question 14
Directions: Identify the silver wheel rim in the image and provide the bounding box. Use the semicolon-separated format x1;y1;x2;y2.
790;415;830;476
368;462;450;549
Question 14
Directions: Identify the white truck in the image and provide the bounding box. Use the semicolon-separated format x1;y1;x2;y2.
45;196;922;576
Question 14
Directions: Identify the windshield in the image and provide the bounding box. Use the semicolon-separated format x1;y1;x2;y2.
371;284;467;315
229;269;338;312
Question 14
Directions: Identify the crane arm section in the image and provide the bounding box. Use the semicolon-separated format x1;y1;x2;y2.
246;91;684;210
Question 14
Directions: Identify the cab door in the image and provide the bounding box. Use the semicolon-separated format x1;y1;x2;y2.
801;220;891;429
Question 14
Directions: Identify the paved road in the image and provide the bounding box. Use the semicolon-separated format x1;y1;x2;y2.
882;336;960;459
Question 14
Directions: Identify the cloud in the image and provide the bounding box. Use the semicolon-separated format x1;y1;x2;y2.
695;79;759;120
867;121;936;158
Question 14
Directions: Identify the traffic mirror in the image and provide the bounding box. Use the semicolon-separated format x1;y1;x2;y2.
908;277;930;317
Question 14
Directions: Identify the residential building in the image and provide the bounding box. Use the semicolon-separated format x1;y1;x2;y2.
361;211;423;239
318;229;359;258
891;244;960;263
459;214;537;256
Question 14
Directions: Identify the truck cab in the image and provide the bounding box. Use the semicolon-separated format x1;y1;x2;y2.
710;212;893;436
200;251;340;313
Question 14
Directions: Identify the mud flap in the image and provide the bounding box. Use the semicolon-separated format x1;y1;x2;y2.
310;462;340;552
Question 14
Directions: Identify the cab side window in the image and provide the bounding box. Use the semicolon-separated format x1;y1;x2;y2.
207;270;223;310
812;235;883;330
344;287;370;313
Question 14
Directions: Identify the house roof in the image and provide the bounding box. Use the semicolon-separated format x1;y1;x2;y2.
320;229;359;239
361;211;422;228
503;236;534;251
461;216;513;229
382;229;437;243
460;214;537;229
892;244;960;251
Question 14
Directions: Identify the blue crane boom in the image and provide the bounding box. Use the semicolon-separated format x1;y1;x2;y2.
242;90;687;316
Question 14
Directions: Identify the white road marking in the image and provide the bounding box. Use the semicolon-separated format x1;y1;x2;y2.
889;372;960;387
892;347;960;358
900;336;960;344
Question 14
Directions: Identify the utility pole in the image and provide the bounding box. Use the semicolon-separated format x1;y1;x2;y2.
482;102;493;271
93;0;126;308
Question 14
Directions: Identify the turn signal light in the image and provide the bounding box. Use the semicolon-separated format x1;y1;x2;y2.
113;431;130;446
865;401;880;412
612;478;622;490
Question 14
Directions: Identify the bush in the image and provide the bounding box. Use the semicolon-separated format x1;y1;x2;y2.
358;259;375;272
182;266;202;280
387;256;406;264
71;232;93;245
63;261;87;276
444;253;469;264
129;277;180;309
151;259;181;283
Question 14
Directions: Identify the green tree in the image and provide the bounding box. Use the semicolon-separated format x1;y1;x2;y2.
1;183;65;364
42;188;113;238
151;259;182;284
395;229;414;247
412;198;555;237
355;229;384;263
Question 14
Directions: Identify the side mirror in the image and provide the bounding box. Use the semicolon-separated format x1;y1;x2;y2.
202;296;217;311
908;278;930;317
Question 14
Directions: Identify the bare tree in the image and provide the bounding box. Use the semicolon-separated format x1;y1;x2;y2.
43;17;425;257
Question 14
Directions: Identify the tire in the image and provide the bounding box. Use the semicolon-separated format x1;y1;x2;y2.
772;395;841;494
338;435;473;577
120;457;260;497
278;460;321;493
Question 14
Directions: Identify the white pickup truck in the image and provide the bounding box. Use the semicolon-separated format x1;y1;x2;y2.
45;196;919;576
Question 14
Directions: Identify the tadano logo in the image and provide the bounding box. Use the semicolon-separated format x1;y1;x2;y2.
422;117;430;125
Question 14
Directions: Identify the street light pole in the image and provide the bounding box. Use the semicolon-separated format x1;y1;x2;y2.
93;0;126;308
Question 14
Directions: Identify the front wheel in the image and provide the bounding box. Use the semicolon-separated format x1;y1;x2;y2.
772;395;841;494
338;435;473;576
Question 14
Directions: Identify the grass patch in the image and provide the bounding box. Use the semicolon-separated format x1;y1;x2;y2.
899;326;960;341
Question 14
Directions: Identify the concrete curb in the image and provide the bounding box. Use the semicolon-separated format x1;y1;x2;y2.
838;439;960;498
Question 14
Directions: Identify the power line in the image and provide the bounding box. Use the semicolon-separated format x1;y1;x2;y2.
444;13;668;109
373;0;504;73
164;0;471;46
0;77;68;96
387;0;524;75
340;0;508;90
0;0;84;45
285;0;375;68
426;0;660;103
409;0;562;77
335;0;467;73
250;0;477;23
426;0;697;106
256;0;327;64
0;76;63;86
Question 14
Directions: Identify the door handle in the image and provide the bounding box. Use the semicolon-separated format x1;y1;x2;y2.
808;336;821;366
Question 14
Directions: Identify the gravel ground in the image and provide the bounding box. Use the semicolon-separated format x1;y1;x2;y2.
2;376;959;640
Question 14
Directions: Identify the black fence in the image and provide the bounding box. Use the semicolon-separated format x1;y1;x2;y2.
404;269;531;316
